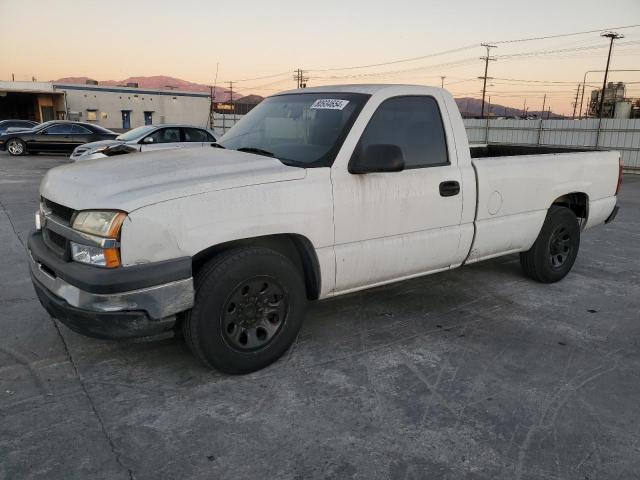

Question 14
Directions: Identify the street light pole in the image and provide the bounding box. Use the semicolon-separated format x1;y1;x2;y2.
597;32;624;118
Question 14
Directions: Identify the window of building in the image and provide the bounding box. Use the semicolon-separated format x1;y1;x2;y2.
356;96;449;169
144;111;153;125
86;110;98;121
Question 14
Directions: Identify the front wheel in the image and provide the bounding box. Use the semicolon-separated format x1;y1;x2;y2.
520;206;580;283
6;138;26;156
183;247;307;374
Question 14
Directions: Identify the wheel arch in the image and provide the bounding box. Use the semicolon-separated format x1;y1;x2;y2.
191;234;322;300
551;192;589;228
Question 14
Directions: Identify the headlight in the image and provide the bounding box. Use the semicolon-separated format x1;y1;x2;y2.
72;210;126;237
71;242;121;268
71;210;126;268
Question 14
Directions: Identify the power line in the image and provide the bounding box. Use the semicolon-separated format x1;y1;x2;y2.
312;57;479;80
308;44;478;72
233;71;292;83
490;23;640;44
227;24;640;93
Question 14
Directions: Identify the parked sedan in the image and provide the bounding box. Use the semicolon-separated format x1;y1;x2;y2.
0;121;117;156
70;125;217;161
0;119;38;135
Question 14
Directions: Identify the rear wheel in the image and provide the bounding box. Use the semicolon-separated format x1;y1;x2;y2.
183;247;307;374
6;138;26;156
520;206;580;283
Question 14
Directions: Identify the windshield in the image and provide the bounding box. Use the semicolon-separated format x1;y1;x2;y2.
219;92;369;167
116;125;156;141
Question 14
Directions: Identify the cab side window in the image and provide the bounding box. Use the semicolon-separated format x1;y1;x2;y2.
358;96;449;168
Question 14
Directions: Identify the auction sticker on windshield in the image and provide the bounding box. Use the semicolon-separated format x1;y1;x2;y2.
310;99;350;110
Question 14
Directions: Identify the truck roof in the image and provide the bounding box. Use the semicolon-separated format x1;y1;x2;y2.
277;84;443;96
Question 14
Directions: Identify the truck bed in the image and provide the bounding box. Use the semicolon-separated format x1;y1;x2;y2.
464;149;620;265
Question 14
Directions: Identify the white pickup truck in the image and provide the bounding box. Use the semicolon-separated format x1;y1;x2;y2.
29;85;622;373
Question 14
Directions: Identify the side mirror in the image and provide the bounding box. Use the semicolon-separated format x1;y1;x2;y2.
349;144;405;174
142;137;154;144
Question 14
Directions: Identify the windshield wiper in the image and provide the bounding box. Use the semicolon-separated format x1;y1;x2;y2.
211;142;226;149
236;147;275;157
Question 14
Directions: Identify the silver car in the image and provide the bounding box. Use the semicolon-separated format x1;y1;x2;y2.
70;124;217;161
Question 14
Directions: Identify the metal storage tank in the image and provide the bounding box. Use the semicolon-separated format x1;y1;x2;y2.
614;101;632;119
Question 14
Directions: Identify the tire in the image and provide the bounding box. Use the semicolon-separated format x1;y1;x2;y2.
183;247;307;374
520;206;580;283
6;138;26;156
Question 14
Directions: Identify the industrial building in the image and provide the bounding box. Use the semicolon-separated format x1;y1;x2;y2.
0;81;212;131
587;82;638;118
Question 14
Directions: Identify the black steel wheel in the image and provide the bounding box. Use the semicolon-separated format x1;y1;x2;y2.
221;276;289;351
520;206;580;283
182;247;306;374
549;225;573;269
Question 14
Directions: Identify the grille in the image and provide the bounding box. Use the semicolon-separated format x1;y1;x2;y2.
42;197;75;223
42;228;68;259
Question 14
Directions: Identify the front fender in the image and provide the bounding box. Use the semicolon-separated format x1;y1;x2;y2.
119;171;334;267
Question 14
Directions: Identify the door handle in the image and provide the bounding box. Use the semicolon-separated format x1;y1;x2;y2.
439;181;460;197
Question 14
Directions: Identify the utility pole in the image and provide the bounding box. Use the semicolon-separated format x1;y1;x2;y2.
479;43;497;118
293;69;309;89
541;94;546;119
440;76;446;88
209;85;214;130
578;82;586;118
227;81;234;106
522;99;527;118
598;32;624;118
572;84;581;119
11;73;15;82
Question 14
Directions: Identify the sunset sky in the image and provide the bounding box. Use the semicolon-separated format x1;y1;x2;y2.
2;0;639;115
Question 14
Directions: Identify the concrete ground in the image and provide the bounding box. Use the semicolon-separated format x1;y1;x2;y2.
1;151;639;480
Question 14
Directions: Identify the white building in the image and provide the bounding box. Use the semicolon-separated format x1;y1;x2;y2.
0;81;212;131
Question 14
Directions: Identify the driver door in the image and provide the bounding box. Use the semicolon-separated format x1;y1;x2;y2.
331;95;463;293
32;124;76;152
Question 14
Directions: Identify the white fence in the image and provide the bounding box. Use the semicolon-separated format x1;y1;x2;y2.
213;114;640;172
464;118;640;172
211;113;242;136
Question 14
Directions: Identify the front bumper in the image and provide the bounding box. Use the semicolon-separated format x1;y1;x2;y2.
28;230;195;339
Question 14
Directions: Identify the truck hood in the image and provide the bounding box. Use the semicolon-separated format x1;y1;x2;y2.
40;148;307;212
